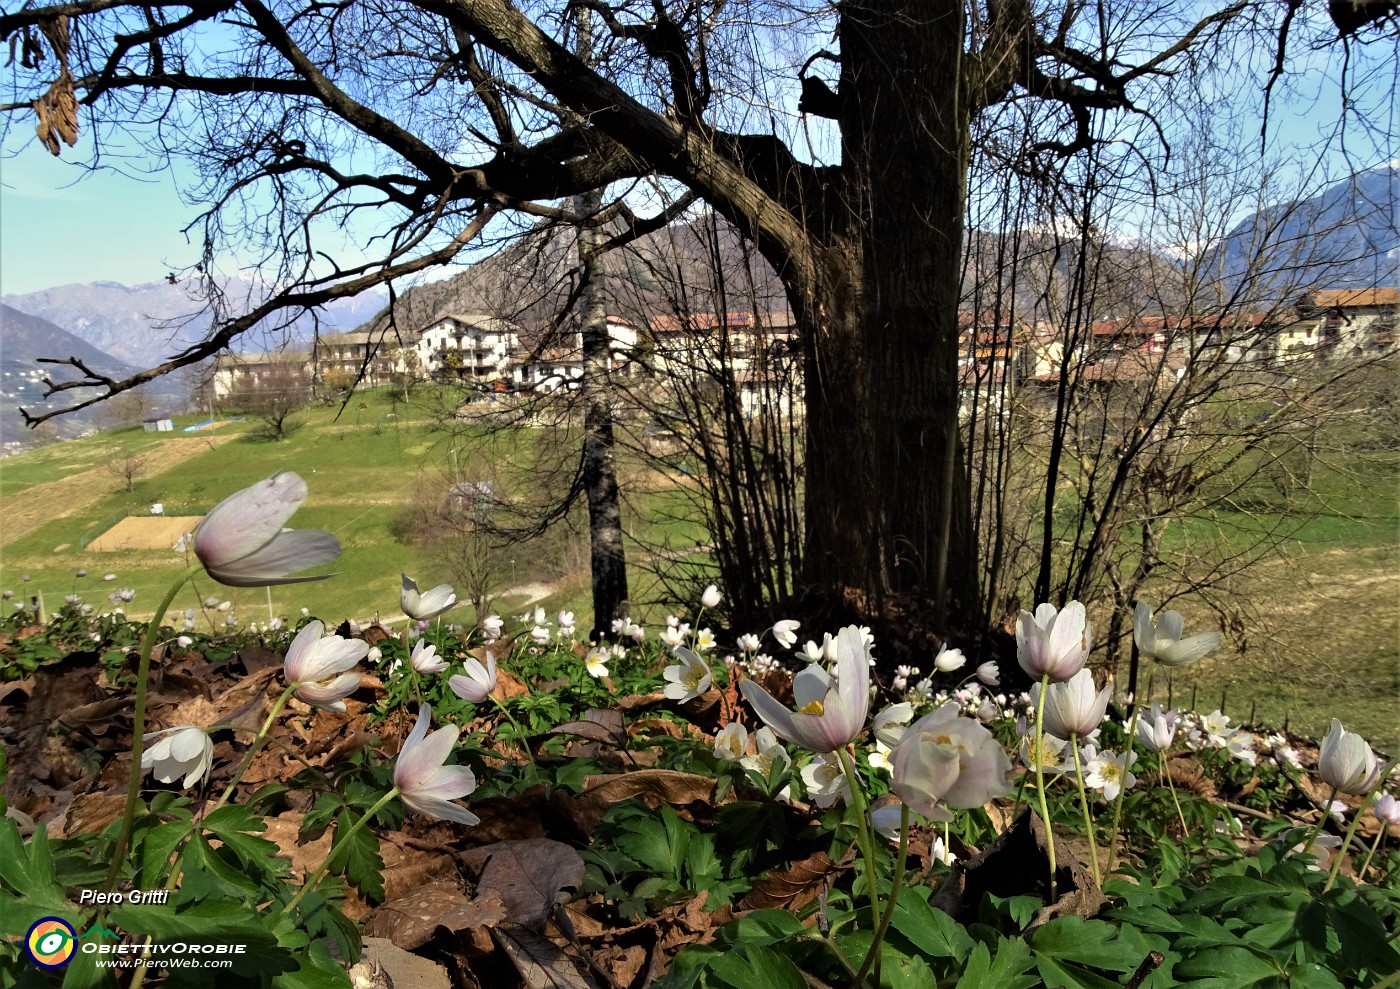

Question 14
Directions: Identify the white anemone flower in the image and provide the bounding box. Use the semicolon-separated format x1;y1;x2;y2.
1031;668;1111;739
142;726;213;789
1016;601;1091;682
872;702;915;748
394;705;479;826
1084;747;1138;802
448;652;497;703
193;472;340;586
1133;602;1221;668
741;727;790;781
700;584;722;608
400;573;457;621
585;649;610;679
713;722;748;762
410;640;449;675
933;645;966;673
283;620;368;712
800;753;851;808
772;619;801;649
1318;719;1381;795
740;626;870;753
663;648;712;702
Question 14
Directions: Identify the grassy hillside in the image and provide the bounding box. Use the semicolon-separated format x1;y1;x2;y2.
0;389;688;631
1;386;1396;750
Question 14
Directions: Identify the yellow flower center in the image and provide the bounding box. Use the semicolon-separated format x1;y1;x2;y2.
799;699;825;716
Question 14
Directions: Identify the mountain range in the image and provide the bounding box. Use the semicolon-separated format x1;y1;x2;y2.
1;276;386;369
0;304;165;450
2;167;1394;450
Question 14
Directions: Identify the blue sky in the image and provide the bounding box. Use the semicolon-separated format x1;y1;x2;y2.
1;11;1394;299
1;137;202;296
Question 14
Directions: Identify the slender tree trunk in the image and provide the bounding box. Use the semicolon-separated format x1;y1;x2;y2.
578;196;630;641
575;10;627;640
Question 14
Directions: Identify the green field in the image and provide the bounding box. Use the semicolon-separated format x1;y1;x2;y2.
1;386;1396;750
0;389;701;633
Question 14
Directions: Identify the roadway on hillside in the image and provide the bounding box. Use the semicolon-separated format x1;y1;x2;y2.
1;436;233;548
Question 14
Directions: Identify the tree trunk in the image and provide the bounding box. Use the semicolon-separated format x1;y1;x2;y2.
579;187;630;639
794;2;976;630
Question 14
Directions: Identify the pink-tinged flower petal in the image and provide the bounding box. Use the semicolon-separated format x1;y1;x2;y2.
394;705;479;825
194;473;340;586
449;654;496;703
283;622;369;684
282;621;325;681
206;530;341;587
739;625;870;753
401;573;457;621
740;679;801;742
410;641;449;675
295;673;361;711
400;794;481;827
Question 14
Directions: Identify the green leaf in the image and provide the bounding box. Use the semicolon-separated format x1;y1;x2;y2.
884;952;939;989
1326;895;1400;977
1030;917;1141;974
324;809;385;904
202;805;285;876
271;940;352;989
136;821;194;888
0;821;70;909
706;945;806;989
955;938;1038;989
614;817;679;878
890;893;974;962
179;833;263;900
1175;946;1283;988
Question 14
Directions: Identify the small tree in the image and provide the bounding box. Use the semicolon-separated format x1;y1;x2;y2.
106;454;147;493
232;363;311;441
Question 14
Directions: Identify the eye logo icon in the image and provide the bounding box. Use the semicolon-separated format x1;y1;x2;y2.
25;917;77;969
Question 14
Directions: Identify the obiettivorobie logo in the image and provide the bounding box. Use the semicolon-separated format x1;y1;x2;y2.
24;917;119;969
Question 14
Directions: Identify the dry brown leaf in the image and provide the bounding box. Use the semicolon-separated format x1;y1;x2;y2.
53;791;125;839
491;925;595;989
363;879;501;950
566;770;716;834
462;839;585;931
550;708;628;748
739;850;845;912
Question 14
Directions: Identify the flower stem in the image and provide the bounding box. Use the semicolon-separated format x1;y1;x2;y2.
281;787;400;916
1160;760;1189;836
210;685;296;813
852;804;910;989
1032;672;1058;900
1357;828;1386;885
1324;766;1394;892
1106;695;1142;872
103;564;201;895
492;696;538;770
835;747;882;939
1070;734;1102;885
1301;784;1339;857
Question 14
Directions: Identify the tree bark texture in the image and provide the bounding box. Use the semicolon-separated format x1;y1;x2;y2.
577;196;630;638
